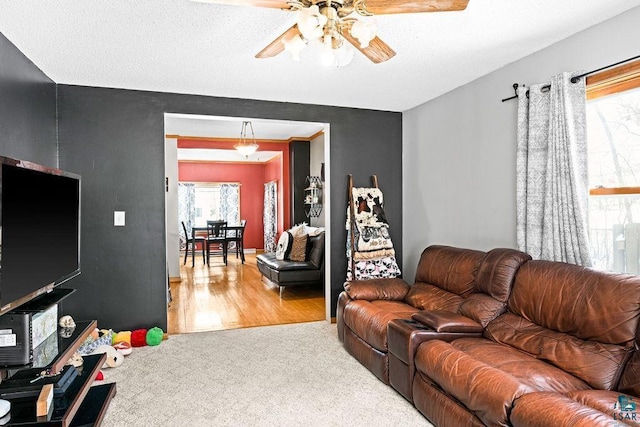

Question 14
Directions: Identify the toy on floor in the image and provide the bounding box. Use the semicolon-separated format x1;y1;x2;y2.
146;327;164;346
113;341;132;356
112;330;131;345
78;328;113;356
131;329;147;347
129;327;165;347
91;345;124;368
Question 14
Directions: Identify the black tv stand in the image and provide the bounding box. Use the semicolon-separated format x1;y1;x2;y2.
0;289;116;426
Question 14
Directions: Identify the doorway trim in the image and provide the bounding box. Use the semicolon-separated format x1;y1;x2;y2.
164;114;332;322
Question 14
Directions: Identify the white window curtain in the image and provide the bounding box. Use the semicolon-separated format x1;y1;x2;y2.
178;183;195;249
264;181;277;253
516;71;592;266
220;183;240;225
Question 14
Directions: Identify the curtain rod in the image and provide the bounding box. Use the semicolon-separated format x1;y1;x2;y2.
501;53;640;102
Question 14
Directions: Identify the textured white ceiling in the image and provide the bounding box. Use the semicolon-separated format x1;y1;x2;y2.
0;1;639;112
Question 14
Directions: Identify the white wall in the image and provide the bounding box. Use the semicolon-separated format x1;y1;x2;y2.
164;137;180;280
402;6;640;283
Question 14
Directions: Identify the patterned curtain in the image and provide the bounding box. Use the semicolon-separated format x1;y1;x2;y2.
220;183;240;225
264;181;277;252
178;183;196;250
516;71;592;266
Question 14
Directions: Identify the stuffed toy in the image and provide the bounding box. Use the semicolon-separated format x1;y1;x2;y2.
78;329;113;355
113;331;131;345
130;329;148;347
113;341;132;356
91;344;124;368
146;327;164;346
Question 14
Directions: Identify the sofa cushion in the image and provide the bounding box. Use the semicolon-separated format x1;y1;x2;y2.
510;391;629;427
413;245;485;296
474;248;531;303
509;261;640;345
344;278;410;301
257;253;317;271
404;283;465;312
415;338;591;426
459;293;507;328
619;351;640;397
306;233;325;268
486;312;631;391
343;300;418;352
566;389;638;418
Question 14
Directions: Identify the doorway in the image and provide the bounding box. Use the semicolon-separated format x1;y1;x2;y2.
164;114;331;333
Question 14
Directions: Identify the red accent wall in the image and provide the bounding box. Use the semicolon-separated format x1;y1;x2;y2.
177;138;291;249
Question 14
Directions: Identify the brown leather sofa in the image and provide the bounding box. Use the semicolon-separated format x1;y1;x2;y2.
337;245;531;385
338;245;640;426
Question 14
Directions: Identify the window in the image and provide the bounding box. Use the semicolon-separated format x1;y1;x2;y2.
193;184;222;226
178;182;241;229
587;60;640;273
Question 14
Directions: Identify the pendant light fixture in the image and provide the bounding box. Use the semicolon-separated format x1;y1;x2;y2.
234;121;259;158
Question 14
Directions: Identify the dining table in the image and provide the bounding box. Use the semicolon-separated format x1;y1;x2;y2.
188;221;246;266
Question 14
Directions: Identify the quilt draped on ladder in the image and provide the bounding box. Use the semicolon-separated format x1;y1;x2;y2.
346;186;401;280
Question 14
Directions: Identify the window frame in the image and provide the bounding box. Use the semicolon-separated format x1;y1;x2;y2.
587;59;640;197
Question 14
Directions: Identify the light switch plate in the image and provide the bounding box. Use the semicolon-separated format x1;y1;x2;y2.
114;211;125;226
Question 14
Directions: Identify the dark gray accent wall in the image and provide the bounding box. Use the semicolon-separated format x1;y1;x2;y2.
0;32;56;166
57;86;402;331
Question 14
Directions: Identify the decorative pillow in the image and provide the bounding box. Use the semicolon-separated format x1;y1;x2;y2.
289;234;308;261
289;223;307;237
275;232;293;260
305;226;325;236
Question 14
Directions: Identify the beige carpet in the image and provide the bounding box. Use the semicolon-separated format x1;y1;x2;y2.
99;321;432;426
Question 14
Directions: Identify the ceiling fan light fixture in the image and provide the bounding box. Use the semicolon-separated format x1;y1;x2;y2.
297;5;327;40
350;19;377;48
234;121;259;158
333;43;354;67
283;34;307;61
319;34;335;66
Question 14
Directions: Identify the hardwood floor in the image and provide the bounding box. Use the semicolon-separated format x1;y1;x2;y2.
167;252;326;334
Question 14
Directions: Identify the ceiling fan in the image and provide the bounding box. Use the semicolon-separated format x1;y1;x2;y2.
193;0;469;66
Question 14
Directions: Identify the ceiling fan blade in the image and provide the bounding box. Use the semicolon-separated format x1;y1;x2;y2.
342;34;396;64
255;25;301;59
360;0;469;15
191;0;291;10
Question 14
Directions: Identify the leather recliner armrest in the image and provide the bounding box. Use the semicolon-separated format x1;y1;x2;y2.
343;278;410;301
412;310;483;333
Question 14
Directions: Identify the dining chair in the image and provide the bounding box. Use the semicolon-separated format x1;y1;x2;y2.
181;221;206;267
206;220;227;265
225;219;247;264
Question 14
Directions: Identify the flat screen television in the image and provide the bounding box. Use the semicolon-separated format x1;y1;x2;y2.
0;156;81;316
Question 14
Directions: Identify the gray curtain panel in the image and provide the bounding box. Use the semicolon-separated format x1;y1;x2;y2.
516;71;592;266
263;181;277;253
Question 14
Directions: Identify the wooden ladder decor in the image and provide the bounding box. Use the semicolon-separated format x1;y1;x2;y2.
347;174;381;279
